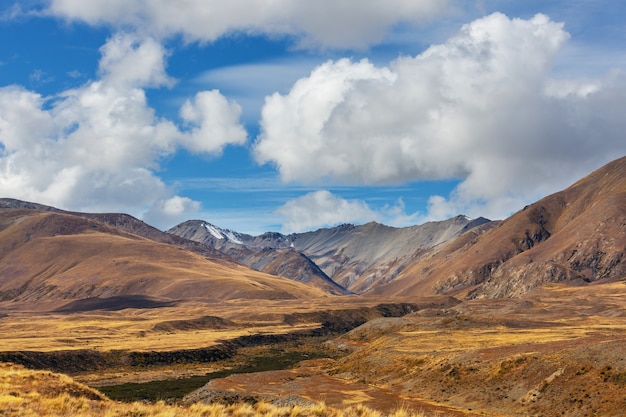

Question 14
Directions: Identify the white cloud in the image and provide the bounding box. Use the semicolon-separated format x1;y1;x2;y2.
0;34;247;225
143;196;201;229
179;90;247;155
254;13;626;221
276;190;378;233
47;0;449;49
275;191;428;233
255;58;397;182
98;32;174;89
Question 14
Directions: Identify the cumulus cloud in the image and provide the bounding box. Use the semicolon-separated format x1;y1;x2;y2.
0;34;247;227
255;13;626;221
143;196;201;228
179;90;247;155
98;33;174;89
47;0;449;49
275;190;426;232
275;190;378;233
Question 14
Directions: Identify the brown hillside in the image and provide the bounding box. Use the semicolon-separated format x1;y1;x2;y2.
0;209;326;309
374;156;626;298
0;198;229;260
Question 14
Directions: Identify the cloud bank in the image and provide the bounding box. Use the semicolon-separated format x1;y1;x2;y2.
47;0;449;49
0;33;246;227
255;13;626;224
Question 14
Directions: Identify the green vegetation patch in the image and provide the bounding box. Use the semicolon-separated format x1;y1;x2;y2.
98;345;335;403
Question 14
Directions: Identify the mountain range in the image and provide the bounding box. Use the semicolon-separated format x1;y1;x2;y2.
168;215;492;294
0;155;624;309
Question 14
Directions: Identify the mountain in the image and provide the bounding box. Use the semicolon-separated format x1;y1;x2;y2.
374;155;626;298
168;221;349;295
288;216;491;292
0;198;227;260
0;208;327;310
3;156;624;304
169;216;492;294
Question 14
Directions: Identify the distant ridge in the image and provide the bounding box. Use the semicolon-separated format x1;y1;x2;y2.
0;198;227;261
169;215;492;293
168;220;349;295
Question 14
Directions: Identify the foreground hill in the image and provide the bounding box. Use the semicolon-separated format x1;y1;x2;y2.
327;281;626;416
375;155;626;298
0;209;326;309
0;362;430;417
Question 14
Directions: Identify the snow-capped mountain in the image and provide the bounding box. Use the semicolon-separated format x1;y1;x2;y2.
200;222;244;245
167;220;349;295
168;220;250;250
168;215;492;294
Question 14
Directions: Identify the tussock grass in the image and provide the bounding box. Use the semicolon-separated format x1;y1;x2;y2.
0;363;429;417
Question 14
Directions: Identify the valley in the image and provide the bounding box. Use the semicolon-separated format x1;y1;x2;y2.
1;283;625;415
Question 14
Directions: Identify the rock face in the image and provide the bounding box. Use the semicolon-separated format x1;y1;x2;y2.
168;216;491;294
169;220;349;295
376;156;626;299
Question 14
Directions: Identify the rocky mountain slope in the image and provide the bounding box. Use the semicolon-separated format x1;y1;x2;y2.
169;216;491;294
374;155;626;298
169;220;348;295
289;216;491;292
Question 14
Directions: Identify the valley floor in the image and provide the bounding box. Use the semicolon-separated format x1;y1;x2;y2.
1;283;625;416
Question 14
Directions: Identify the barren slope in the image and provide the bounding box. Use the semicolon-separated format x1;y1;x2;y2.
0;209;326;309
375;155;626;298
171;216;491;294
169;220;348;295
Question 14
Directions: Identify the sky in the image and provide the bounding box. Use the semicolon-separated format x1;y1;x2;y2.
1;1;625;235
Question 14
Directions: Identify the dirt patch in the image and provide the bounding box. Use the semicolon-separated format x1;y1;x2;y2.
185;359;482;416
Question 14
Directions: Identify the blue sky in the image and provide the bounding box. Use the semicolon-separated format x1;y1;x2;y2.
1;1;625;234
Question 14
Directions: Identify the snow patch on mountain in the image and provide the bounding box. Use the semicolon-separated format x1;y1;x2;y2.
202;222;243;244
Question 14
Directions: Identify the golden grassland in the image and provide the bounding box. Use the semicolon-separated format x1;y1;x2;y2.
0;297;420;352
0;362;430;417
0;308;318;352
1;284;625;416
392;320;626;354
327;282;626;416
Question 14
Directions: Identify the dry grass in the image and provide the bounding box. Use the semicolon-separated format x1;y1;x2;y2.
330;282;626;416
0;362;430;417
0;296;420;353
0;210;329;307
0;308;318;352
393;320;626;354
